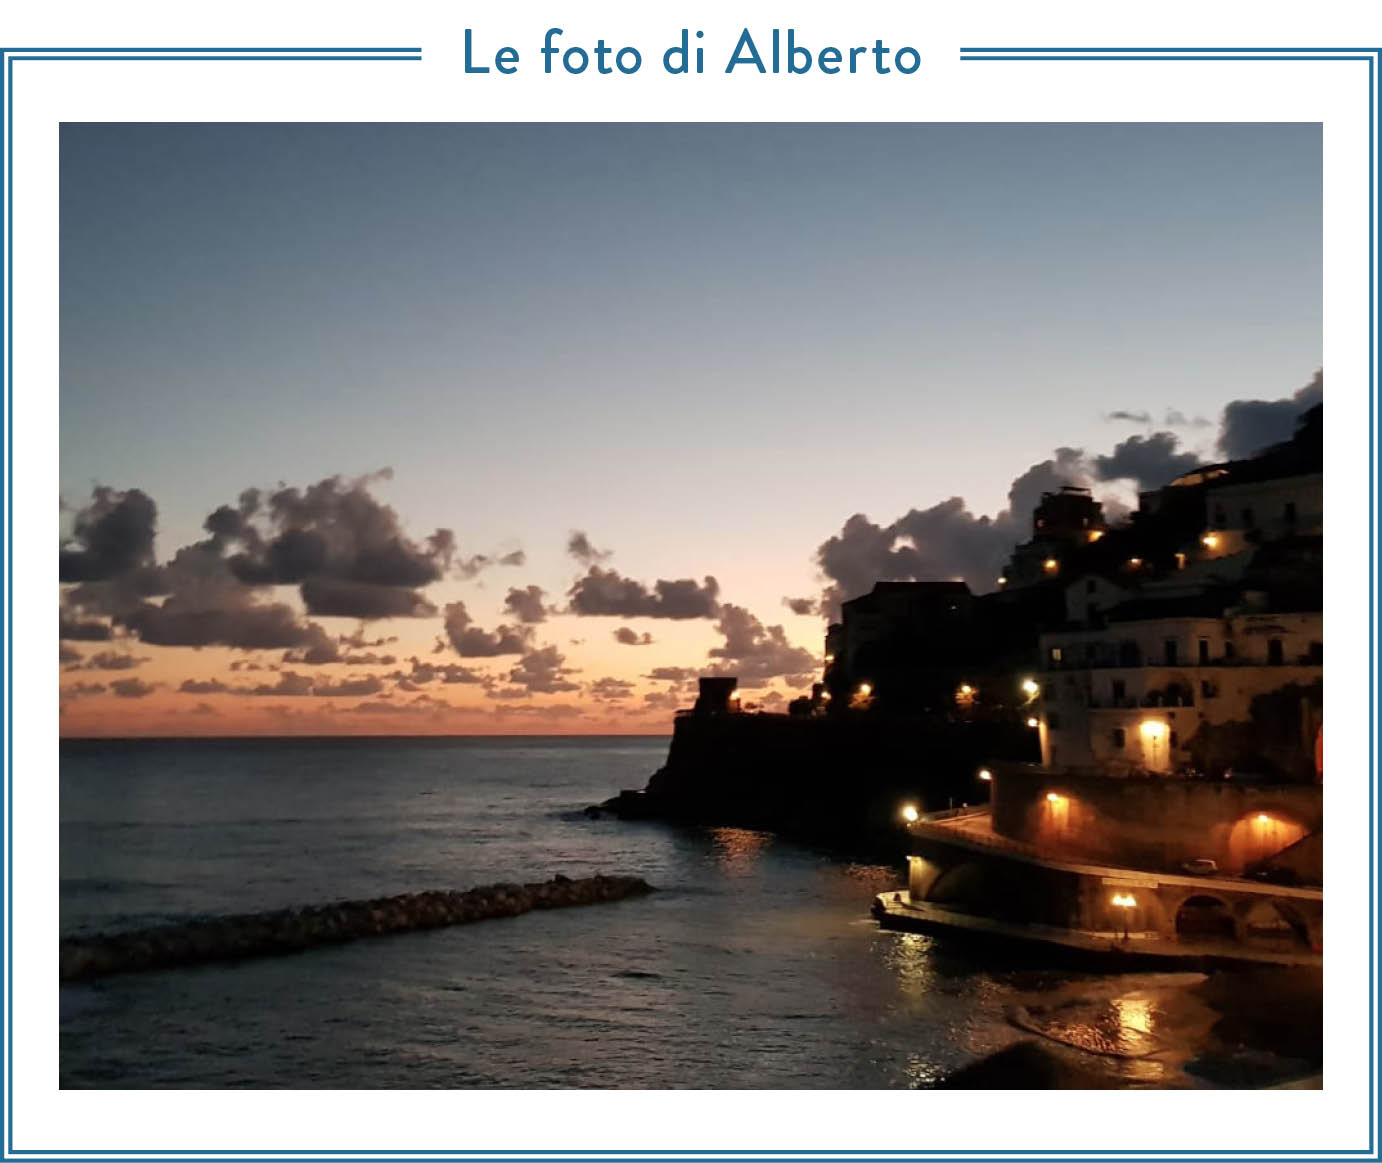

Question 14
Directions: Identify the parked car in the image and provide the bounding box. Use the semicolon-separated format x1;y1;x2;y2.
1248;864;1300;886
1181;858;1219;876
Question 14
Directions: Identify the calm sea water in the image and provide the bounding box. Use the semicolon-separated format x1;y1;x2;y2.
59;736;1302;1089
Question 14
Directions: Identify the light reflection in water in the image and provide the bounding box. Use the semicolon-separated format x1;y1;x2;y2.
709;827;771;876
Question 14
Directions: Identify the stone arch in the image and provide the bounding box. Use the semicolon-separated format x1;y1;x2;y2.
1174;893;1236;942
1235;897;1309;949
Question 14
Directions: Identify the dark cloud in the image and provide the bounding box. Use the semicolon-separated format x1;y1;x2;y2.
59;644;83;664
397;657;489;687
813;448;1091;616
491;703;583;720
59;614;113;641
588;677;635;701
60;681;108;700
1165;410;1212;429
498;550;527;567
505;646;580;694
782;597;820;616
1092;432;1201;491
59;487;159;583
504;585;551;624
442;601;533;657
242;672;315;697
646;666;697;682
311;674;385;698
1106;410;1151;424
704;604;817;688
1218;370;1323;459
613;627;654;646
179;678;230;694
300;577;436;620
567;531;612;565
201;472;458;620
642;689;683;710
110;677;158;699
121;549;336;651
69;650;147;672
190;702;220;716
567;567;720;619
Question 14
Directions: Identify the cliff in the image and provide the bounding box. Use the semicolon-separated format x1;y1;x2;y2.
600;711;1039;858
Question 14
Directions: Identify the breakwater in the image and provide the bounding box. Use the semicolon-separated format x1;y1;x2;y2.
60;874;655;982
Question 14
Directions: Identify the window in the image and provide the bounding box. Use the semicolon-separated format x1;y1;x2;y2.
1049;646;1063;664
1086;579;1097;594
1242;507;1256;528
1284;501;1297;524
1224;641;1237;661
1119;641;1141;666
1112;678;1126;702
1268;638;1284;666
1112;727;1126;750
1198;638;1210;665
1214;506;1226;527
1200;680;1217;699
1164;639;1179;665
1169;731;1179;748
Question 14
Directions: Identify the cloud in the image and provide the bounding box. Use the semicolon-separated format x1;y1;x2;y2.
567;531;612;565
642;689;683;710
396;657;489;687
299;577;436;620
109;677;158;698
813;447;1092;616
311;674;385;697
1091;432;1201;491
59;614;113;641
504;585;551;624
119;547;338;651
504;646;580;694
243;672;315;697
490;703;584;720
498;549;527;567
704;604;816;688
1106;410;1151;424
59;644;83;664
189;702;220;716
68;650;147;672
613;627;654;646
59;487;159;583
782;596;820;616
442;600;533;657
179;678;230;694
1165;409;1212;428
646;666;697;682
61;681;108;700
589;677;635;701
1217;370;1322;459
202;472;459;620
567;566;720;619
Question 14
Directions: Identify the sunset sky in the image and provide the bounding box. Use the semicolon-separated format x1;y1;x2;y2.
59;123;1322;735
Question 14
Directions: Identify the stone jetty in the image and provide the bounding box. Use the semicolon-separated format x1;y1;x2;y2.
60;873;655;982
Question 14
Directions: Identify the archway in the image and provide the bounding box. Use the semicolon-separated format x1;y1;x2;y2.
1175;895;1235;942
1226;810;1309;873
1239;899;1309;949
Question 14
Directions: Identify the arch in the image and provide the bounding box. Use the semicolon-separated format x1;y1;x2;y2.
1174;894;1235;942
1237;898;1310;949
1226;809;1310;873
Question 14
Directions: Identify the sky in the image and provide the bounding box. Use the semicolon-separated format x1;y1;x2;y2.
58;123;1322;735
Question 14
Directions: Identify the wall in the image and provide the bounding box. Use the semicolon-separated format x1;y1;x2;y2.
990;765;1321;876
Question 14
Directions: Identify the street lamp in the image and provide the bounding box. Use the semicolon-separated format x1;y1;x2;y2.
977;768;993;782
1111;892;1137;941
1020;677;1039;698
900;803;919;824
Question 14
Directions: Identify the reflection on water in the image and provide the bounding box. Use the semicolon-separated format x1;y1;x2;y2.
708;827;772;876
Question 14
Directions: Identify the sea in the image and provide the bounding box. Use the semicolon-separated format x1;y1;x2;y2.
59;735;1319;1089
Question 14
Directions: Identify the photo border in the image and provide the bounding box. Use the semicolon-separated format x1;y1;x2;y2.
3;42;1377;1161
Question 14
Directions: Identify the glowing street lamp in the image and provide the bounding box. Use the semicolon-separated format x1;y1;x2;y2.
977;768;993;782
1111;892;1137;940
1043;558;1059;574
1020;677;1040;698
857;683;872;697
900;804;919;824
1202;533;1220;550
1026;717;1040;729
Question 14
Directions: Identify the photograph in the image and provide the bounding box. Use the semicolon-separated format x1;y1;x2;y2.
57;121;1324;1090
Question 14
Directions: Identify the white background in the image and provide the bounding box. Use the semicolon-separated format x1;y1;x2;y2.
4;0;1379;1154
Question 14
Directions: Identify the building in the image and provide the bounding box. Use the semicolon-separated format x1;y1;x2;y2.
1001;486;1107;588
1037;603;1322;777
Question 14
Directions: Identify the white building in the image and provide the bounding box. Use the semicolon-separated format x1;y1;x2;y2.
1201;472;1322;559
1037;607;1322;774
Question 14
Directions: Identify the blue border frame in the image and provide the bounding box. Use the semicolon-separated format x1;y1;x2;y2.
3;42;1378;1162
